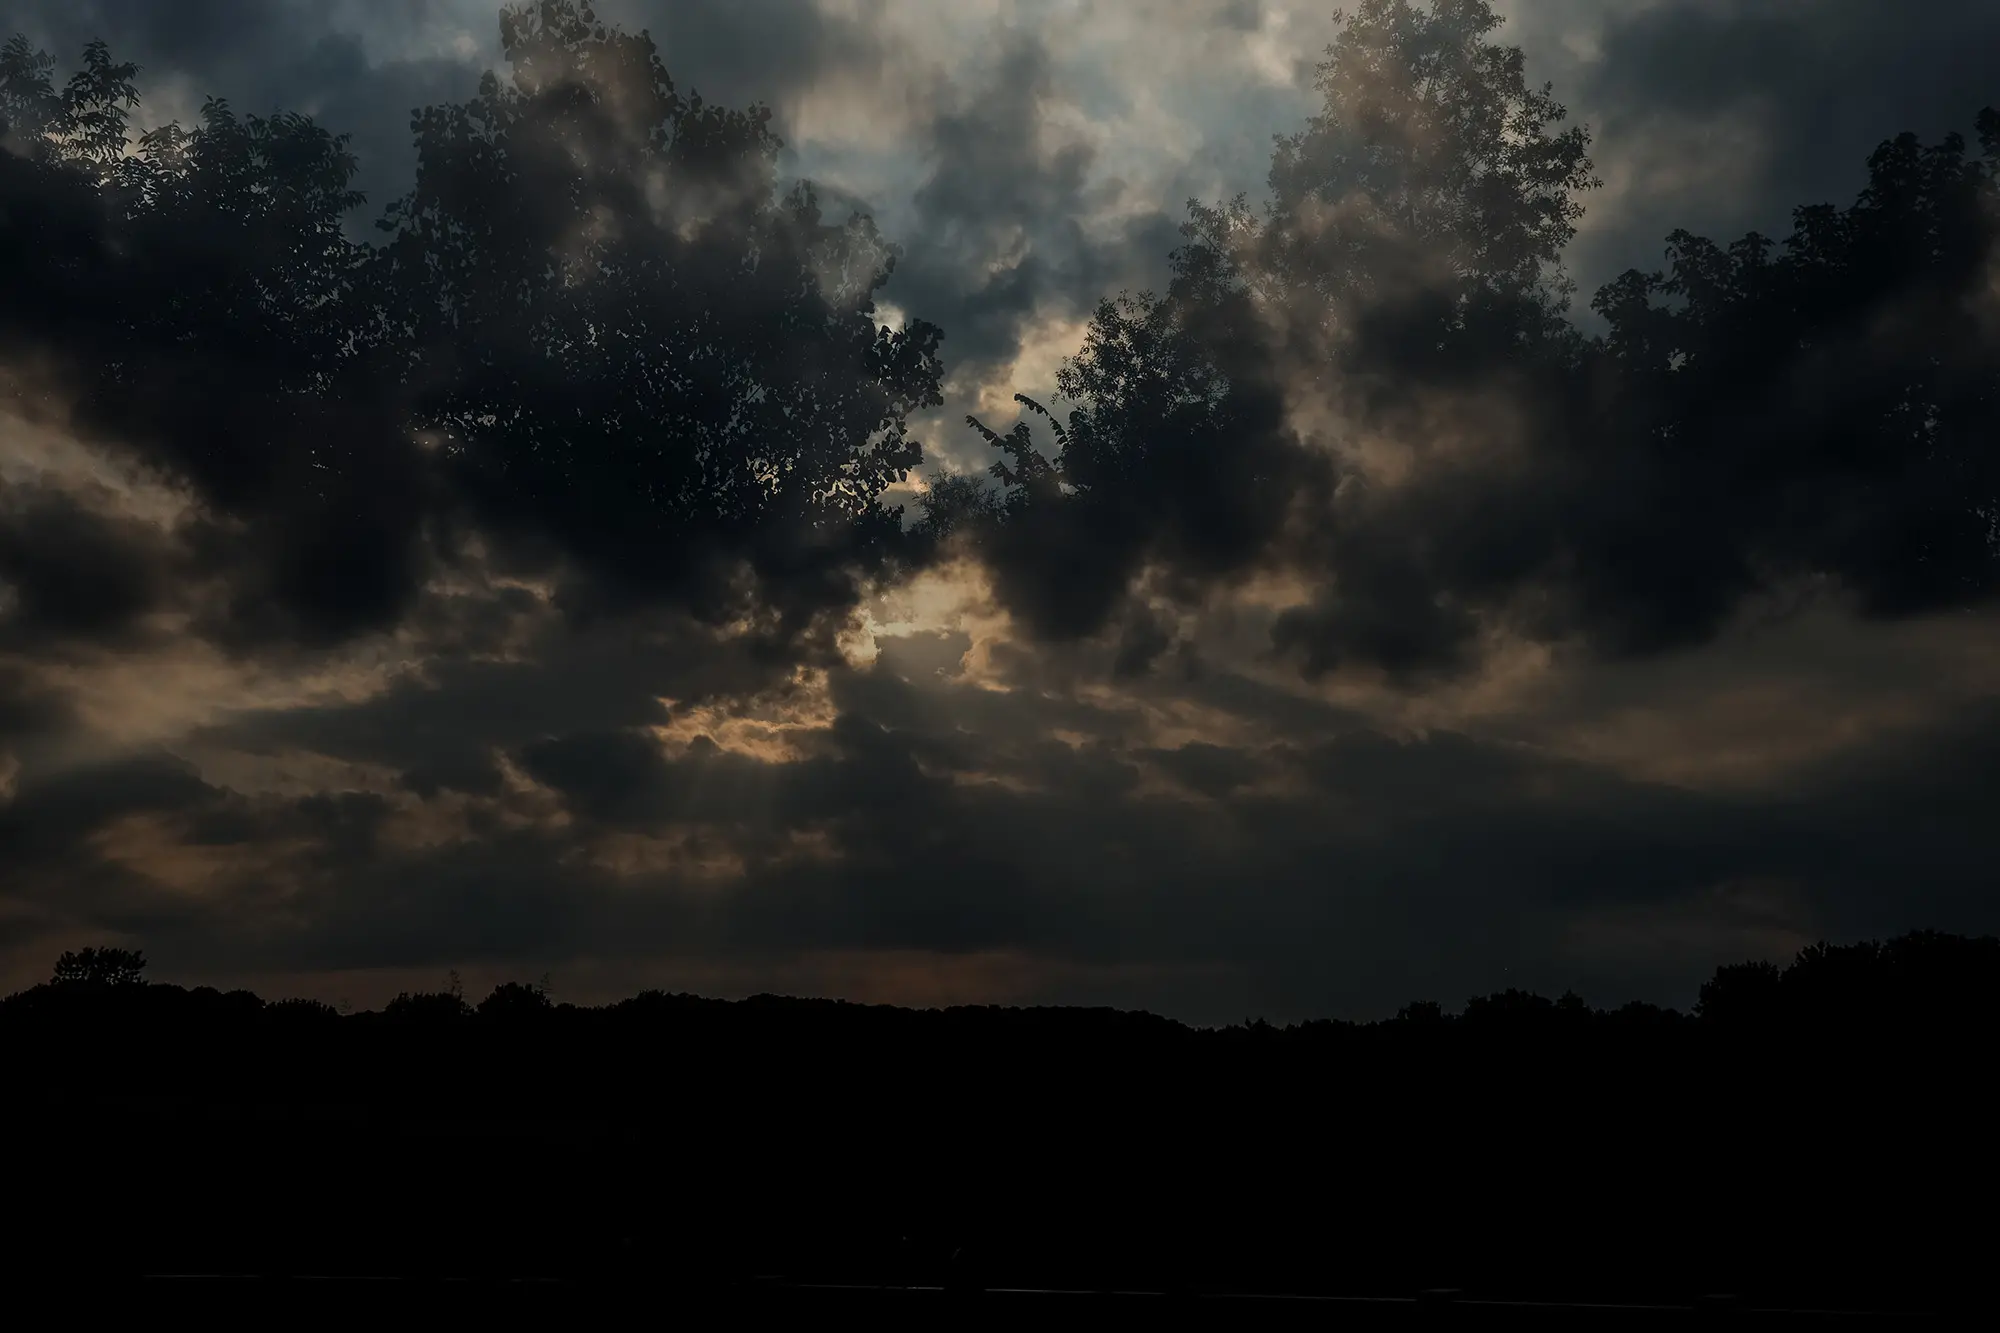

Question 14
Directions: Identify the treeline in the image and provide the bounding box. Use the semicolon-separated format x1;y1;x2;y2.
7;933;1997;1308
13;927;2000;1038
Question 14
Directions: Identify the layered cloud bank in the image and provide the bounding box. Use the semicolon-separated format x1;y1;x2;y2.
2;1;1995;1021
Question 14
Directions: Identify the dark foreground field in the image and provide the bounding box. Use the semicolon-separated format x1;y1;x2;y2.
10;1046;1986;1316
7;935;1996;1317
61;1276;1945;1324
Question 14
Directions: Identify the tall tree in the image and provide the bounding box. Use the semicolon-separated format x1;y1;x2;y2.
1248;0;1596;374
1590;119;2000;625
1;33;422;645
3;4;946;655
377;1;945;643
963;0;1596;657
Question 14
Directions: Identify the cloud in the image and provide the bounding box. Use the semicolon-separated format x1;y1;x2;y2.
6;597;1993;1022
2;1;1997;1024
3;7;947;669
890;30;1175;403
5;0;491;218
0;478;179;649
936;3;1998;694
0;749;216;874
1503;0;2000;297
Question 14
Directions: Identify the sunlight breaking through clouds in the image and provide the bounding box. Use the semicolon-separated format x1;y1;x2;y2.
2;0;1997;1020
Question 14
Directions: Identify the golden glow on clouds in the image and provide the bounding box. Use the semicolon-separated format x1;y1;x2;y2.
49;650;408;757
91;811;307;900
490;750;576;829
846;558;1017;688
869;558;1003;639
655;666;842;762
968;313;1093;418
0;403;194;530
1506;608;2000;792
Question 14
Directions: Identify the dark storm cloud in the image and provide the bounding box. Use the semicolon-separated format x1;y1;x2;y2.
1776;698;2000;937
1143;740;1265;797
906;33;1095;369
1;55;439;650
1561;0;2000;289
944;2;1998;685
6;0;481;219
800;661;1994;1016
194;605;827;783
0;750;424;960
593;0;885;125
12;630;1995;1019
2;4;945;666
0;664;61;745
0;750;214;866
1588;0;2000;149
3;0;1997;1022
0;479;178;649
892;30;1180;391
5;0;1087;424
6;0;912;237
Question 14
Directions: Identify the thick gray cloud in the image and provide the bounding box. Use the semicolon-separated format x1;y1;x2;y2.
7;0;487;220
18;2;1994;368
1507;0;2000;303
0;479;179;650
5;619;1996;1020
893;30;1177;392
3;1;1997;1020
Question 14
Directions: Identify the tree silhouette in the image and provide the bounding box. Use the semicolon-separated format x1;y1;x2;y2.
1693;959;1781;1025
1395;999;1445;1024
268;997;340;1023
0;35;139;171
374;0;945;641
1243;0;1597;372
6;929;1997;1304
383;989;474;1024
50;946;147;987
478;980;555;1022
3;3;946;654
912;472;1006;546
959;0;1599;660
952;0;1995;672
1;30;421;645
1590;120;2000;629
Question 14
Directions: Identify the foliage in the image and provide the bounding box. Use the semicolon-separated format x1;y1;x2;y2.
384;989;474;1023
1589;123;2000;620
477;979;555;1021
2;0;945;652
50;946;147;987
974;0;1598;510
374;0;945;628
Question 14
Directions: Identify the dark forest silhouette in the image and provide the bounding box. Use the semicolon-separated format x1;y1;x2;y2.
3;1;1999;1310
8;930;2000;1307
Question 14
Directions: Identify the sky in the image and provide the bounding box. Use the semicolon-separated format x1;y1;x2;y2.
1;0;1996;1022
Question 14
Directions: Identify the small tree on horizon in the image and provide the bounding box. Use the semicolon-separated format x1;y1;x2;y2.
51;946;148;987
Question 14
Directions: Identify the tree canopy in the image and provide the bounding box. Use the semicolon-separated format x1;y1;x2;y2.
50;946;147;987
946;0;1995;677
378;2;945;637
2;2;945;657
